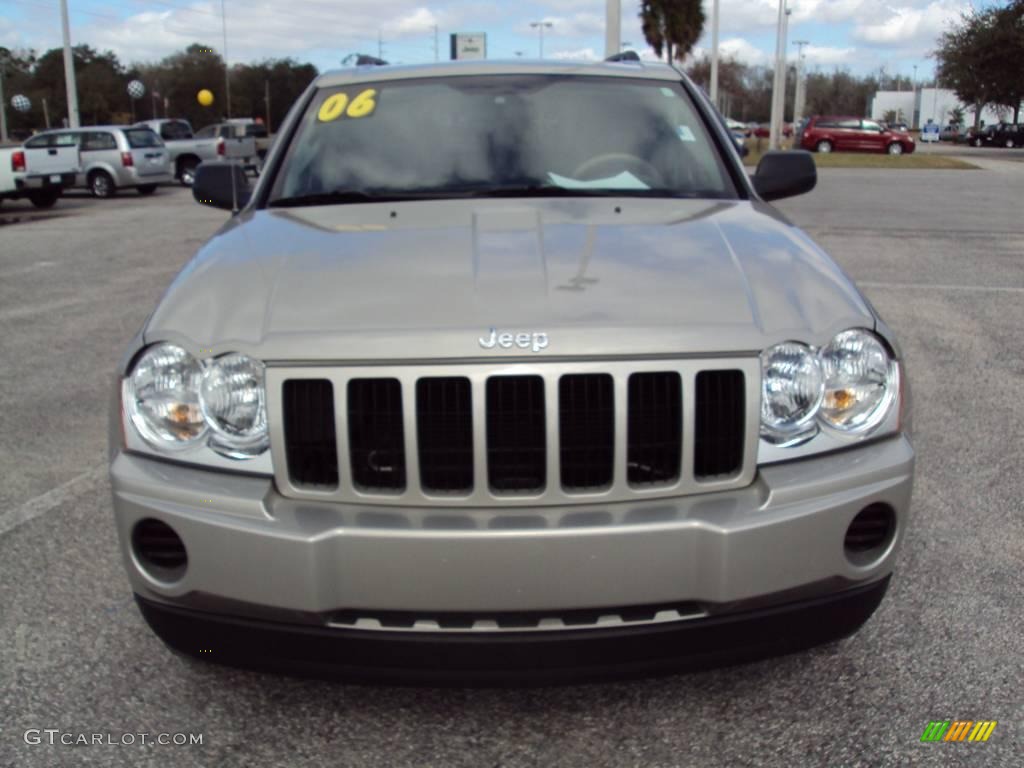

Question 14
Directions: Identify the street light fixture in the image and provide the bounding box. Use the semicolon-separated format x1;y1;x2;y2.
530;21;553;58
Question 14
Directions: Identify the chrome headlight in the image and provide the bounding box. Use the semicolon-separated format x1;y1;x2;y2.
760;342;824;444
123;344;269;463
818;329;897;433
200;353;269;457
125;343;207;449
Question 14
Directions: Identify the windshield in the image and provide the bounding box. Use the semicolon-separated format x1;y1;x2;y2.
125;129;163;148
270;75;736;205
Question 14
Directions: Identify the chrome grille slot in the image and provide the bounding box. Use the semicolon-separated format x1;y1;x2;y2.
416;377;474;493
559;373;614;491
347;378;406;492
269;357;759;506
694;369;746;479
486;375;546;493
282;379;339;489
627;372;682;487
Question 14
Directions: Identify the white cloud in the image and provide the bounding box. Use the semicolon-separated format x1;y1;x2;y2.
853;1;964;46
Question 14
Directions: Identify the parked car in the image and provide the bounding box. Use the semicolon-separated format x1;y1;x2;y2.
111;58;914;683
0;136;79;208
133;119;220;187
940;123;965;142
800;116;916;155
882;121;909;133
967;123;1023;148
193;122;260;174
25;126;173;197
750;123;793;139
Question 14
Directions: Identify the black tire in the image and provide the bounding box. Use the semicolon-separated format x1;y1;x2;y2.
28;189;61;209
178;157;199;187
89;171;116;198
816;140;833;153
137;184;158;196
973;137;983;147
1006;138;1016;149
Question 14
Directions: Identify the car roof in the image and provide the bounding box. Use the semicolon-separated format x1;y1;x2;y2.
316;58;683;89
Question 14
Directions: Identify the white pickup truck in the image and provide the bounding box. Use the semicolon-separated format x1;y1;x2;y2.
0;136;80;208
133;118;259;186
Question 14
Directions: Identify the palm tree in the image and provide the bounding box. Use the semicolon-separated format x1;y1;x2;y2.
640;0;706;62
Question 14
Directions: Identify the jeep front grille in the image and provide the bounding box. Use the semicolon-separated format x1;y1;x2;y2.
268;358;760;507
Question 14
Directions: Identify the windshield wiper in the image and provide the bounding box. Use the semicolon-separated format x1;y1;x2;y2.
268;190;426;208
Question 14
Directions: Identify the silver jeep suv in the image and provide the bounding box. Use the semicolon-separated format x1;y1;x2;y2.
110;59;914;683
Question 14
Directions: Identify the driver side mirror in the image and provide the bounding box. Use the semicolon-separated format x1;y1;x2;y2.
752;150;816;201
193;162;252;212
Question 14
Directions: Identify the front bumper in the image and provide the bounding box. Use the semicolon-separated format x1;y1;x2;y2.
111;435;913;677
137;575;891;684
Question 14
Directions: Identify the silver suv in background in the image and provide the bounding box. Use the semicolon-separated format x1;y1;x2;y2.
28;126;173;197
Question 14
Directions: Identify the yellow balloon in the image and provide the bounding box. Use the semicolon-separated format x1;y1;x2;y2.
197;89;214;107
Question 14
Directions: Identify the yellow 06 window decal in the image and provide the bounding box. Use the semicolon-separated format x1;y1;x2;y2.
318;89;378;123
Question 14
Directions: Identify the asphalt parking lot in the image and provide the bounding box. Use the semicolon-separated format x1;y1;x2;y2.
1;162;1022;767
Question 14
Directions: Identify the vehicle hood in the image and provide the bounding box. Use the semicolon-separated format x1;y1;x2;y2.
144;198;875;362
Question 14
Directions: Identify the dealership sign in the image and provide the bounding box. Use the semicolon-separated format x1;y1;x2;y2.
451;33;487;60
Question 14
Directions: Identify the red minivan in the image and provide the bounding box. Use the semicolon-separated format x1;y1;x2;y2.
800;116;916;155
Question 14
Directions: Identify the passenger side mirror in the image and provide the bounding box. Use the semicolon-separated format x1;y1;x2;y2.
752;150;816;201
193;162;251;212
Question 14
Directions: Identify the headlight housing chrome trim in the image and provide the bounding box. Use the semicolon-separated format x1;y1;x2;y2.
758;328;902;464
121;343;273;473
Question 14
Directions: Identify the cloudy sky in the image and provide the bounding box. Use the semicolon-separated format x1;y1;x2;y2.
0;0;1002;78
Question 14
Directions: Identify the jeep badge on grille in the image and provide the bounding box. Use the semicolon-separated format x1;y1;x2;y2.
479;328;549;353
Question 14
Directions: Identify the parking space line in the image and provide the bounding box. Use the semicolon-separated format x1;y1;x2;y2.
0;465;106;537
858;281;1024;294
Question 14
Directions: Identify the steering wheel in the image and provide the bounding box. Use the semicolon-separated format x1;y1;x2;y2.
571;153;665;188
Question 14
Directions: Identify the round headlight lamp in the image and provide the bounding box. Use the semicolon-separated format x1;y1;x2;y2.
125;343;207;449
818;329;896;433
760;342;824;444
199;353;269;457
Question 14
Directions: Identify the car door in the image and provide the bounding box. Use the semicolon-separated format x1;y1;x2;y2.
860;120;887;152
834;119;862;151
79;130;119;184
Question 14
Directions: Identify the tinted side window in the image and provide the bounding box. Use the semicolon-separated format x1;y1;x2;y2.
25;135;51;149
815;120;837;129
125;129;162;148
838;119;861;129
194;125;217;138
82;132;117;151
159;121;193;140
862;121;883;132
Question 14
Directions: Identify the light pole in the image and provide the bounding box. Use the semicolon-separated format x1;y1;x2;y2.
710;0;720;109
792;40;808;127
60;0;80;127
768;1;791;150
221;0;232;118
605;0;621;58
530;21;553;58
0;54;8;143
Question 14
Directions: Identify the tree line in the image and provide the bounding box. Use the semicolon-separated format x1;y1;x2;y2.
935;1;1023;127
0;43;318;136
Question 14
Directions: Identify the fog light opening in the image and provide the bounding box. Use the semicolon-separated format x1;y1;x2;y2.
844;503;896;566
132;518;188;583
